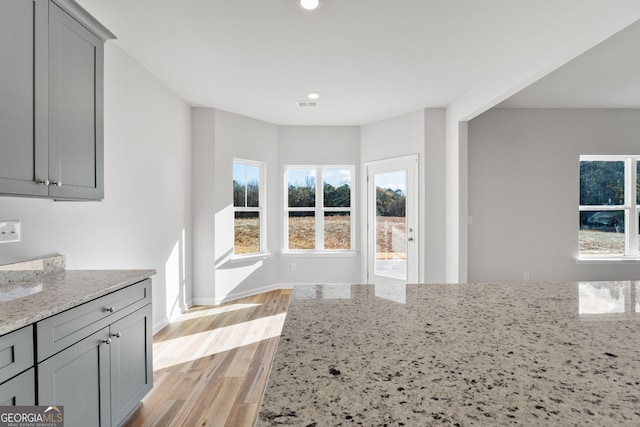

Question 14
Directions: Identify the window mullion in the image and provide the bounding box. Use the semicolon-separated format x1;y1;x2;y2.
244;166;248;208
316;168;323;251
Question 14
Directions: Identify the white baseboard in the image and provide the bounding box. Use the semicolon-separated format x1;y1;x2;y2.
192;297;217;305
153;317;169;335
214;283;294;305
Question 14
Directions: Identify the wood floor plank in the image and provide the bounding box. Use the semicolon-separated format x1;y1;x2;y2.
123;289;291;427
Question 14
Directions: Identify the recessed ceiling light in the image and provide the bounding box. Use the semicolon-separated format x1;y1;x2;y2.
307;92;320;100
300;0;319;11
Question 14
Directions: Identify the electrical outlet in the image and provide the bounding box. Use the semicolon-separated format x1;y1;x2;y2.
291;263;296;272
523;272;530;281
0;220;21;243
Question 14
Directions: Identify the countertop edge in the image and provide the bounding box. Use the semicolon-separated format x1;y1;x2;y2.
0;269;156;336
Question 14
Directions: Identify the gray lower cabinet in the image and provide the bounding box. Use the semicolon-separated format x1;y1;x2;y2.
0;0;114;200
0;325;36;405
110;305;153;425
36;279;153;427
0;369;36;406
38;327;112;427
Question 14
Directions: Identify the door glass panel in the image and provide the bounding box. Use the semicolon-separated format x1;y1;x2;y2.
374;171;407;280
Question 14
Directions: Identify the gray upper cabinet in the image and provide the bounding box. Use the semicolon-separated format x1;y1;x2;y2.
0;0;114;201
0;0;48;197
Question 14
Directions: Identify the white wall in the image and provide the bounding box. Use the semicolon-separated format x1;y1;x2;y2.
361;109;446;283
192;108;280;304
0;45;193;332
424;109;447;283
468;108;640;282
278;126;361;284
191;108;216;303
215;110;280;302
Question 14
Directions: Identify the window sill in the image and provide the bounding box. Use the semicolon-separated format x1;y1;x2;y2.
281;251;358;258
230;253;271;263
576;256;640;264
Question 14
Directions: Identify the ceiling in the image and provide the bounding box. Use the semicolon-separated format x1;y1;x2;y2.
499;17;640;109
77;0;640;126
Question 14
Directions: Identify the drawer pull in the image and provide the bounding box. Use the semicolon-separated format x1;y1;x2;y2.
103;338;111;345
105;306;115;313
112;332;121;338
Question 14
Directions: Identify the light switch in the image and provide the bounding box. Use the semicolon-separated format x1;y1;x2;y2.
0;220;21;243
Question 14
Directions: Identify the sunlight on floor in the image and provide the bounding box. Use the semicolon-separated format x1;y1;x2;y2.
153;312;287;370
176;303;262;321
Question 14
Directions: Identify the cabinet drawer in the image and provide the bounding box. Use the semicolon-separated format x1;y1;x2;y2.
0;368;35;406
37;279;151;362
0;325;34;384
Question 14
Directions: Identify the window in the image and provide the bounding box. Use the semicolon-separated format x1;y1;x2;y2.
579;155;639;258
285;165;355;252
233;159;265;256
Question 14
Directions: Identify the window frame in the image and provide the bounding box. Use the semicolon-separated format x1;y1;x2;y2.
284;165;356;253
579;155;639;259
233;158;267;257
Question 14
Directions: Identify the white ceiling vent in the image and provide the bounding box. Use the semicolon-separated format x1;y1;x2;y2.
297;100;319;108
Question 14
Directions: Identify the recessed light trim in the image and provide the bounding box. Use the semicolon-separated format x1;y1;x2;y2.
300;0;319;11
307;92;320;100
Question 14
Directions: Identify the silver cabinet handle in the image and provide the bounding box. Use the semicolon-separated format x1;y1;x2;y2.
103;338;111;345
51;181;62;187
105;306;115;313
112;332;121;338
40;179;50;186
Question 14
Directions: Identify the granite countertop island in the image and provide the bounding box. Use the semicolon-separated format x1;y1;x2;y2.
258;282;640;426
0;255;155;335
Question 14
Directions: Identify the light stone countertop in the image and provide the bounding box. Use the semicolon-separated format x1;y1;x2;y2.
0;256;155;336
258;282;640;426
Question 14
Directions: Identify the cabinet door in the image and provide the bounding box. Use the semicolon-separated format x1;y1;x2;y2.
38;327;111;427
110;305;153;426
0;368;35;406
48;2;104;200
0;0;48;196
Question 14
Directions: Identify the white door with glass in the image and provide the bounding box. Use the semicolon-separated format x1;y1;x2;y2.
367;155;418;284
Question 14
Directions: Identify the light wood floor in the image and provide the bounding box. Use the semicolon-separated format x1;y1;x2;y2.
123;289;292;427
